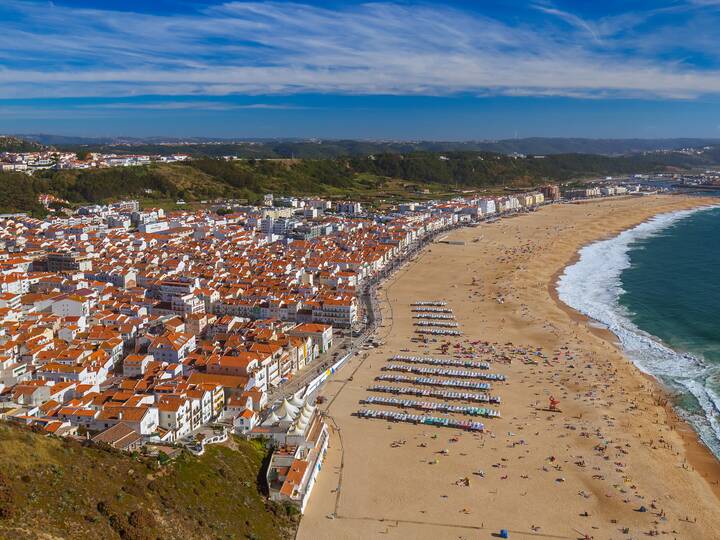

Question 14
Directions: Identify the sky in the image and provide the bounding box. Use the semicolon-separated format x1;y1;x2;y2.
3;0;720;139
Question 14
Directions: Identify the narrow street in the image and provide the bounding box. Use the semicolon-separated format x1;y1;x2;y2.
265;221;464;406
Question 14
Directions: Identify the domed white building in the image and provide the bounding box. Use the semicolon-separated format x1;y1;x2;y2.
257;389;330;514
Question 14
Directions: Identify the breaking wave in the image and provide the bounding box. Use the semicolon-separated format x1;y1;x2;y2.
557;205;720;458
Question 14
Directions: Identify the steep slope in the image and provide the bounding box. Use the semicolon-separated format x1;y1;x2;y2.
0;423;297;540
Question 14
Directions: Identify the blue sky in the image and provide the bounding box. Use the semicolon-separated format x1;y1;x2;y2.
3;0;720;139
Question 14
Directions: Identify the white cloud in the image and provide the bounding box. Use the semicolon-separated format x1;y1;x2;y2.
532;4;601;42
77;101;304;111
0;0;719;100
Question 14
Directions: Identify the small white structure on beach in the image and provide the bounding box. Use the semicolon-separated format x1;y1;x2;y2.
479;199;496;215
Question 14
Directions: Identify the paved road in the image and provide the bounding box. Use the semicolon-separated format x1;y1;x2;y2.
266;221;466;406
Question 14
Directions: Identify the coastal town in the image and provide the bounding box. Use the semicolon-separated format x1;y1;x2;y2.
0;178;659;514
0;149;191;173
5;0;720;537
294;194;720;540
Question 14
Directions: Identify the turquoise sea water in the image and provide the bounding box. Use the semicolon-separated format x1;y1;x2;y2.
619;207;720;427
557;203;720;458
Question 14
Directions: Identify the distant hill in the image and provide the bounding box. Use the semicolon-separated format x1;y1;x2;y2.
470;138;720;156
13;134;720;158
0;422;297;540
4;135;720;215
0;147;707;215
16;133;116;146
0;136;44;153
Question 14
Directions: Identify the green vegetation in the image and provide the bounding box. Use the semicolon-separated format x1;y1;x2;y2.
39;163;236;203
51;137;720;159
0;136;44;153
0;148;715;214
349;151;705;186
0;172;50;216
27;157;462;209
0;423;297;540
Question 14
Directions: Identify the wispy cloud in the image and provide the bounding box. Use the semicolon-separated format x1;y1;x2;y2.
1;0;720;100
77;101;304;111
532;4;601;43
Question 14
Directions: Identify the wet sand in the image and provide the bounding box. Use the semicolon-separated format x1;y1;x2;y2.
298;195;720;540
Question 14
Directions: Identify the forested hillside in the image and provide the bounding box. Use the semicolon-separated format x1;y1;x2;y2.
0;149;707;215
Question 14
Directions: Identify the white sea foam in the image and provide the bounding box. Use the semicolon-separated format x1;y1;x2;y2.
557;205;720;457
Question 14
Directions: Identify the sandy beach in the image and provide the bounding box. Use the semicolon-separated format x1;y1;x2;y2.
297;194;720;540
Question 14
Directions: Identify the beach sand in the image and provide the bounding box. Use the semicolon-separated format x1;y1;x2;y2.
297;195;720;540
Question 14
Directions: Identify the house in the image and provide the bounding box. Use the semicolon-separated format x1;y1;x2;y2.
37;363;91;384
187;373;250;407
94;405;159;435
123;354;153;378
157;395;191;440
0;293;21;311
313;297;356;328
289;323;333;357
51;295;92;318
148;332;196;363
91;422;144;451
57;407;98;430
11;382;51;407
232;408;258;435
240;387;267;411
186;384;219;427
185;313;207;336
206;352;261;378
197;382;225;418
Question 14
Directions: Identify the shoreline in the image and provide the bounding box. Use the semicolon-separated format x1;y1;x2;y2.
547;218;720;501
298;194;720;539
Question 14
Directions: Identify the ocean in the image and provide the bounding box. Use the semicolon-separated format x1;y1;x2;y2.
557;203;720;459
